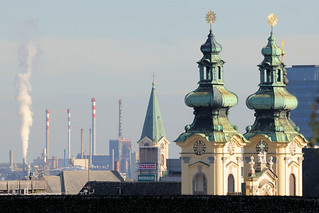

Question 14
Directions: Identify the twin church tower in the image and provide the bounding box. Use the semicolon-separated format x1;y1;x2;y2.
175;12;307;196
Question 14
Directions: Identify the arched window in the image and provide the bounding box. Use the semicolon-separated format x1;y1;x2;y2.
218;66;221;80
263;70;267;82
228;174;235;194
289;174;296;196
205;67;210;80
277;69;281;82
193;173;207;195
144;143;149;146
161;154;165;166
266;69;271;82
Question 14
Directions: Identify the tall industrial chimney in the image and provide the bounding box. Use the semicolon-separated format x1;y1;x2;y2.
43;148;47;163
91;98;96;155
81;128;84;159
67;108;71;159
9;150;13;168
46;109;50;159
89;128;92;167
119;99;123;139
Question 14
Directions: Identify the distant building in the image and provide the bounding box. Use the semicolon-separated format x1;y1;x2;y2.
137;82;170;181
42;170;124;195
287;65;319;140
109;138;133;179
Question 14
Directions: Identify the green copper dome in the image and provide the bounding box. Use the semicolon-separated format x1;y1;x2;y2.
175;29;239;143
244;29;301;142
246;32;298;111
200;30;222;54
184;30;238;109
261;32;282;56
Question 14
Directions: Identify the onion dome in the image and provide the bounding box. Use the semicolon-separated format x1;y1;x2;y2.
246;31;298;111
175;11;240;143
200;30;222;54
244;13;302;142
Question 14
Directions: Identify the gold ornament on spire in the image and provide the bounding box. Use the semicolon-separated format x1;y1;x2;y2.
267;13;278;27
281;40;285;62
206;11;216;30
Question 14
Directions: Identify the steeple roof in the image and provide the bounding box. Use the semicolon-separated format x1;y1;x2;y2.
244;14;304;143
140;82;166;142
175;12;242;143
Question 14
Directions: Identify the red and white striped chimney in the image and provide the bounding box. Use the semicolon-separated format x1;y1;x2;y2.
67;108;71;159
46;109;50;160
91;98;96;155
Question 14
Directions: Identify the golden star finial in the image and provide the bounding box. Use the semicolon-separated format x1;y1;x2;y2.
267;13;278;32
206;11;216;30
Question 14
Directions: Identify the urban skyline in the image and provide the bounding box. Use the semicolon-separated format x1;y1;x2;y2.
1;0;319;163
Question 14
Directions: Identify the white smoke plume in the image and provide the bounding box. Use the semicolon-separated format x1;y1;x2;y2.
15;43;37;162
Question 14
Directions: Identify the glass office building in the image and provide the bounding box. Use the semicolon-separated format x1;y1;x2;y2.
286;65;319;140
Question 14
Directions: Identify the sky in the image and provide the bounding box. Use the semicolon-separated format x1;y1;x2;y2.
0;0;319;163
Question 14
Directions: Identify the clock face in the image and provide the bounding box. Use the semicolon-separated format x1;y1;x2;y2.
193;140;206;155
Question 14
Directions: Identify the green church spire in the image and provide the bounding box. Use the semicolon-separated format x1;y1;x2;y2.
244;14;303;142
140;82;166;142
176;12;239;142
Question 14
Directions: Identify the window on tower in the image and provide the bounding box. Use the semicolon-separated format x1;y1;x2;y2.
218;66;221;80
205;66;210;80
266;69;271;83
277;69;281;82
263;70;267;83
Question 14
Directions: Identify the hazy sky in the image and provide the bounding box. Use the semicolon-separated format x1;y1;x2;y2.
0;0;319;163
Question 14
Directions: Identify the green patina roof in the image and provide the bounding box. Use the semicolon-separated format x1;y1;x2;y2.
175;29;241;143
140;82;166;142
244;28;306;143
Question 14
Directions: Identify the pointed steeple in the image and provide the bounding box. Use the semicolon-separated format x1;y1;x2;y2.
140;82;166;142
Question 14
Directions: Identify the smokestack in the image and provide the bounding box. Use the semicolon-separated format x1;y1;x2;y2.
43;148;47;163
67;108;71;159
46;109;50;159
23;157;26;165
81;128;84;159
64;149;66;168
119;99;123;139
89;128;92;167
9;150;13;168
91;98;96;155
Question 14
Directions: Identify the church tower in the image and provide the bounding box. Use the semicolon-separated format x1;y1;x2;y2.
175;11;248;195
243;14;307;196
137;81;170;178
